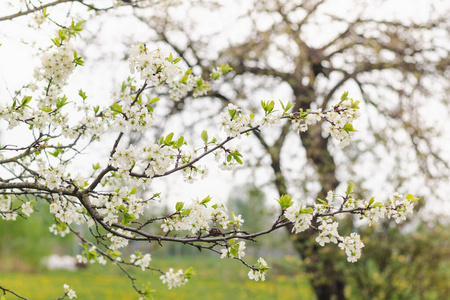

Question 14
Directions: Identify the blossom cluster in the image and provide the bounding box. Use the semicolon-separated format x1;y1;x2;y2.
248;257;270;281
76;245;107;265
0;195;18;221
63;284;77;299
280;187;417;263
338;232;365;262
161;197;244;235
220;240;246;259
128;44;211;101
33;43;76;98
160;268;191;289
290;92;360;148
322;94;360;148
284;202;313;234
219;103;258;138
130;252;152;271
49;194;85;226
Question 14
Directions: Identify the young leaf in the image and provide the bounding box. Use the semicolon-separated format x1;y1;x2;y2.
405;194;420;202
177;136;184;148
164;132;174;144
200;196;212;206
21;96;32;107
201;130;208;143
78;89;87;100
277;194;293;209
343;124;357;133
149;97;160;104
346;182;354;195
175;202;184;212
302;207;314;214
228;109;237;119
220;64;233;74
122;212;136;225
110;102;123;114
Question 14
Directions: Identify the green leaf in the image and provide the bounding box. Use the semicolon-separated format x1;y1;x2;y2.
368;196;375;206
130;187;137;195
142;283;156;299
58;29;67;41
196;78;204;88
277;194;293;209
149;97;160;104
201;130;208;143
56;95;69;109
340;91;349;101
200;196;212;206
279;100;293;113
21;96;32;107
373;202;384;208
343;123;357;133
110;102;123;114
107;249;122;259
405;194;420;202
184;267;194;279
231;150;243;164
301;207;314;214
267;100;275;113
78;89;87;100
51;37;61;47
181;68;193;84
73;51;84;66
351;100;360;109
228;109;237;119
57;222;67;232
122;212;136;225
261;100;275;113
346;182;354;195
317;198;328;205
177;136;184;148
221;64;233;73
164;132;174;144
49;148;64;157
210;72;220;80
175;202;184;212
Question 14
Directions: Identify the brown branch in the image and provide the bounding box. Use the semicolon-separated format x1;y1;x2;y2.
0;285;29;300
0;0;74;22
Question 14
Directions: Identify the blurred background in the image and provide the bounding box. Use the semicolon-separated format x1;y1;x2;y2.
1;0;449;299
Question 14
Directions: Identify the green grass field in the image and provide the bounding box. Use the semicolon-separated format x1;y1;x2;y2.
0;255;315;299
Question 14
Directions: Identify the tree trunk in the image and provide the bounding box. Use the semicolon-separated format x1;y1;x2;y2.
268;87;347;299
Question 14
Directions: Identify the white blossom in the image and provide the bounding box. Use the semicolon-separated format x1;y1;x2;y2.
160;268;189;289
